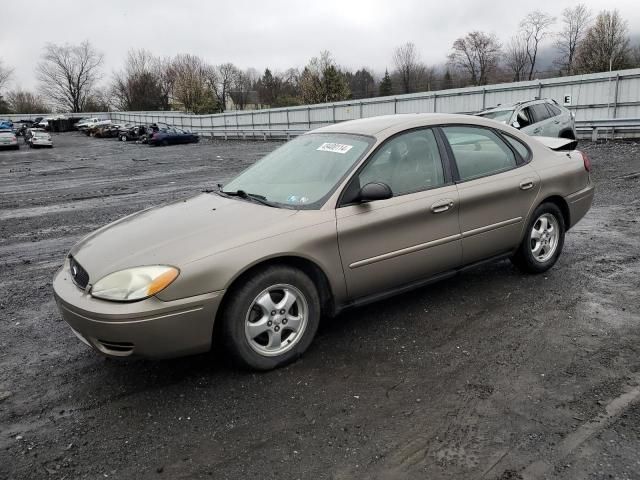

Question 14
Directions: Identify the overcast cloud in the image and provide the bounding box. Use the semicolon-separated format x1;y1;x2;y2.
1;0;639;90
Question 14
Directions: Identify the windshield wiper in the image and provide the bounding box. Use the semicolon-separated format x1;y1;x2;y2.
220;189;281;208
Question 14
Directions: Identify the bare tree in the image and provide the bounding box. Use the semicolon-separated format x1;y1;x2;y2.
632;44;640;68
215;63;239;111
0;59;12;91
111;49;165;111
520;11;556;80
36;41;104;112
6;89;49;113
505;35;531;81
231;68;258;110
171;54;218;114
448;31;502;86
392;43;425;94
155;57;176;111
555;4;592;75
576;10;632;73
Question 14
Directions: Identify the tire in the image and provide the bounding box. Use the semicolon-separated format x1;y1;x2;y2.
511;202;565;274
121;135;127;142
161;140;169;147
221;265;321;371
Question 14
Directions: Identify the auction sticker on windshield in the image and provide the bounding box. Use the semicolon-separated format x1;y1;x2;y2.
316;143;353;154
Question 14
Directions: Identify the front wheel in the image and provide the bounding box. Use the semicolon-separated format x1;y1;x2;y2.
221;266;321;370
511;203;565;273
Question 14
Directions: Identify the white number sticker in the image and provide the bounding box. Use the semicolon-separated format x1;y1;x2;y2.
316;142;353;154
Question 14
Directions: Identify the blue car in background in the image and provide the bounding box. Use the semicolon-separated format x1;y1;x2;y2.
148;127;199;146
0;120;14;131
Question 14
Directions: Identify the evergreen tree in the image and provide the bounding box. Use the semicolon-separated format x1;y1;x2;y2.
442;69;453;89
379;69;393;96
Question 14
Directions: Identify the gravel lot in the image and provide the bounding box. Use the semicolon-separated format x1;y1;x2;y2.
1;133;639;480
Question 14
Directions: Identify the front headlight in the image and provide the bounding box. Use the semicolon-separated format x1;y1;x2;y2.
91;266;179;301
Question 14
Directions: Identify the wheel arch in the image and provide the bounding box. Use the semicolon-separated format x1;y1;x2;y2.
215;255;337;330
531;195;571;231
559;129;576;140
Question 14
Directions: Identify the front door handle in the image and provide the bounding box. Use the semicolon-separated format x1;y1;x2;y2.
431;199;454;213
533;128;542;134
520;180;534;190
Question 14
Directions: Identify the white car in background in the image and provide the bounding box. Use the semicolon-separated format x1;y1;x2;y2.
77;117;111;131
0;130;19;150
25;128;53;148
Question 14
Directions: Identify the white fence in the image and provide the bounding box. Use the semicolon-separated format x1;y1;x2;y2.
4;68;640;138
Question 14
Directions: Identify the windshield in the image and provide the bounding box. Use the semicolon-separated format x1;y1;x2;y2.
223;133;373;209
478;110;514;122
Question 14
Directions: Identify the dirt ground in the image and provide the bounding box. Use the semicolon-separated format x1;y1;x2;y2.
1;133;639;480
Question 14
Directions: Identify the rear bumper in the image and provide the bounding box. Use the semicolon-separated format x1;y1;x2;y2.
566;182;595;228
53;266;225;359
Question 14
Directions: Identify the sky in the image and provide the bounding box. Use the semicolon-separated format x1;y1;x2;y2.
1;0;639;91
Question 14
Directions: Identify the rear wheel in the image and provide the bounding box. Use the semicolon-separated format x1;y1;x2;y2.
161;139;169;147
511;203;565;273
221;266;321;371
121;135;127;142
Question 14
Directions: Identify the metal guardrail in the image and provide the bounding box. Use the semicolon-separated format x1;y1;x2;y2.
188;119;640;142
193;128;308;140
575;118;640;141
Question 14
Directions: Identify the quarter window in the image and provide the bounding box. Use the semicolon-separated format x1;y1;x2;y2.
503;135;530;161
546;104;562;116
356;129;445;197
442;126;517;181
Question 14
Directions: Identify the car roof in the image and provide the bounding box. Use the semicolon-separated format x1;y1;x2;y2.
481;98;559;114
311;113;503;138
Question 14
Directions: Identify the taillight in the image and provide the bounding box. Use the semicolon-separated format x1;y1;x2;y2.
579;150;591;172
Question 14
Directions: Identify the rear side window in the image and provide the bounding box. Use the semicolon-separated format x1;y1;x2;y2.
530;104;551;123
442;126;517;181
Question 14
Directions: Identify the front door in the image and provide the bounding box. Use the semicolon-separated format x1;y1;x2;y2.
336;128;462;300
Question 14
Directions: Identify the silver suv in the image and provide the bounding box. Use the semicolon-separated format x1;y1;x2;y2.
477;99;577;140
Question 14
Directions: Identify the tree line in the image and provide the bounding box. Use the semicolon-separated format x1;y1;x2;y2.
1;6;639;115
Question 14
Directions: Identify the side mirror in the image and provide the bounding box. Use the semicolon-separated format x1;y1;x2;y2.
511;121;521;129
358;182;393;202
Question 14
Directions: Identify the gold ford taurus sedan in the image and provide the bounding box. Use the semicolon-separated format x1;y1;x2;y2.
53;114;594;370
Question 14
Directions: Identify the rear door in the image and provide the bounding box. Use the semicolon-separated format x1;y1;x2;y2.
544;103;564;136
336;128;462;300
527;103;553;136
440;125;540;265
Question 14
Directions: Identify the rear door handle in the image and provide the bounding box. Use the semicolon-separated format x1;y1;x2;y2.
431;199;454;213
533;128;542;134
520;180;534;190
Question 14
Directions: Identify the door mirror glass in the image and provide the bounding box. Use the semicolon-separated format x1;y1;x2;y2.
511;121;521;129
359;182;393;202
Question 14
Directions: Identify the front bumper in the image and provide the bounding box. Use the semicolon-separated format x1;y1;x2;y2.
53;266;225;359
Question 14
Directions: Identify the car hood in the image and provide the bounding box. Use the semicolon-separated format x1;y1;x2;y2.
70;193;298;281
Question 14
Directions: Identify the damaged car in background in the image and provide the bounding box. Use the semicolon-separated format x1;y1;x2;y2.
53;113;594;371
148;127;200;146
477;98;577;140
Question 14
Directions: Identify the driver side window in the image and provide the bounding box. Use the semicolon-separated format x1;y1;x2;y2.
357;129;445;197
